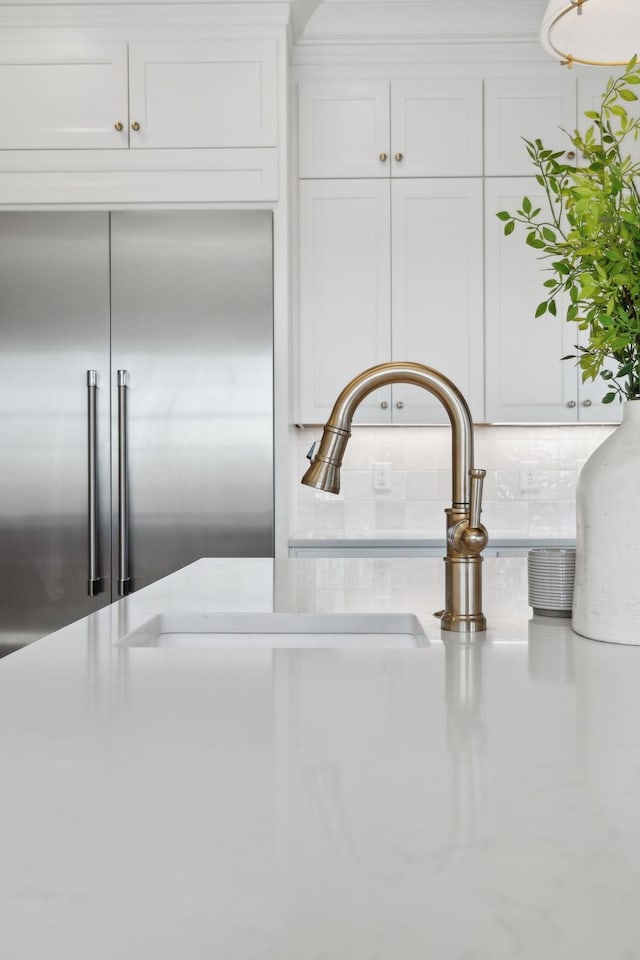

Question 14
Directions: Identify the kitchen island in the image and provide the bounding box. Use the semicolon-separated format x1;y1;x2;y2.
1;556;639;960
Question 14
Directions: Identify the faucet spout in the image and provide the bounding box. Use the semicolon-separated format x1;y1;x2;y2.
301;362;489;635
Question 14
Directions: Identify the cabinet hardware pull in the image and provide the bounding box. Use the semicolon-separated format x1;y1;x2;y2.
117;370;132;597
396;400;404;409
395;152;403;162
380;400;388;409
131;121;141;132
567;400;577;408
379;153;388;162
583;399;592;407
87;370;101;597
566;151;576;160
114;121;124;132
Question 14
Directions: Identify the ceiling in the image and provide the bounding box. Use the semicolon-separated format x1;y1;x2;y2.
296;0;548;44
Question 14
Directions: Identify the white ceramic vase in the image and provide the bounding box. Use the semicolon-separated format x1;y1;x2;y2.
572;398;640;644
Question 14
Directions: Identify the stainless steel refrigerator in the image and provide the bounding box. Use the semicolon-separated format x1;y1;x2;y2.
0;210;274;653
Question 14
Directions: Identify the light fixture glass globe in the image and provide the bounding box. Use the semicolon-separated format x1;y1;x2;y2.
541;0;640;66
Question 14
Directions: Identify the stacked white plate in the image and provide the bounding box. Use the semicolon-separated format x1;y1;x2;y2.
527;547;576;618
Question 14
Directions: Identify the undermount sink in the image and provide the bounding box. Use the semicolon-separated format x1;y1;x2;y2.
117;612;429;650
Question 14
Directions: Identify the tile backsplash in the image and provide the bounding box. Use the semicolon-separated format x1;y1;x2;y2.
292;424;615;540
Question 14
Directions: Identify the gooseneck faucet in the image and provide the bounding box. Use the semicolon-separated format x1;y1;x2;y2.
301;362;489;634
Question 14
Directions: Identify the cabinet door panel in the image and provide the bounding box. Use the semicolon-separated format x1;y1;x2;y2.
0;42;128;149
391;179;484;423
484;77;576;175
391;79;482;177
298;80;390;178
128;41;278;148
485;178;576;422
577;327;622;423
298;180;391;423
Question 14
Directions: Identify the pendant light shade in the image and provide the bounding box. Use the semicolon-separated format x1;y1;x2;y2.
541;0;640;67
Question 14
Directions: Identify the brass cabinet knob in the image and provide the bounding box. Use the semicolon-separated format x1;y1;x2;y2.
583;398;592;407
131;121;141;132
395;152;403;162
380;400;389;409
379;152;388;162
567;400;577;408
566;150;576;160
395;400;405;409
114;121;124;132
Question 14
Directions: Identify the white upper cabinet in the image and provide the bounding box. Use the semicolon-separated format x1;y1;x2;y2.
297;179;392;424
484;77;577;175
390;79;482;178
0;42;129;149
391;178;484;423
297;177;483;425
485;178;621;424
0;39;278;151
298;78;482;178
128;41;278;148
297;80;390;178
485;179;576;422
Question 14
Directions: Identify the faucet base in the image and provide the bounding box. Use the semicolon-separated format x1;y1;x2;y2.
441;555;487;634
439;611;487;634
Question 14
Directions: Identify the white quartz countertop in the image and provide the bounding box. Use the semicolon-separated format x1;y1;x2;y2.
1;557;639;959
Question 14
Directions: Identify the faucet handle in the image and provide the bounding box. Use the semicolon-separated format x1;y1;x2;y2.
469;468;486;529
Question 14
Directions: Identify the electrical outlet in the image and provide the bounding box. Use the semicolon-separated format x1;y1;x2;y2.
520;460;540;494
373;462;392;491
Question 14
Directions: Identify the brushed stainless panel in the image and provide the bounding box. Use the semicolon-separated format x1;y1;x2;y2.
0;212;111;651
109;210;274;593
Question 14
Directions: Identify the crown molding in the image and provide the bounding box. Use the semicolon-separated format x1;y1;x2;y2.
291;39;557;67
0;2;294;29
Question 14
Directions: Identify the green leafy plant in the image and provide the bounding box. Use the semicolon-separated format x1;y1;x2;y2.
497;57;640;403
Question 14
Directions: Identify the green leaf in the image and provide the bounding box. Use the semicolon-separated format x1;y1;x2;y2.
496;211;511;221
535;301;548;318
504;220;515;236
602;392;616;404
548;299;557;316
522;196;532;214
619;88;638;101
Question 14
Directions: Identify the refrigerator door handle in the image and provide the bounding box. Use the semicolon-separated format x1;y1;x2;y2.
87;370;102;597
117;369;132;597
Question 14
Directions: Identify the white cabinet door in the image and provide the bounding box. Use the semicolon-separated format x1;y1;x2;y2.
484;77;577;175
0;42;128;149
577;328;623;423
297;80;390;178
391;179;484;423
391;79;482;177
297;78;482;179
297;180;392;424
128;41;278;149
485;178;577;422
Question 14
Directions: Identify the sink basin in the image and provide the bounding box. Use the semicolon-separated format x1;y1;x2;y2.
117;612;429;650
